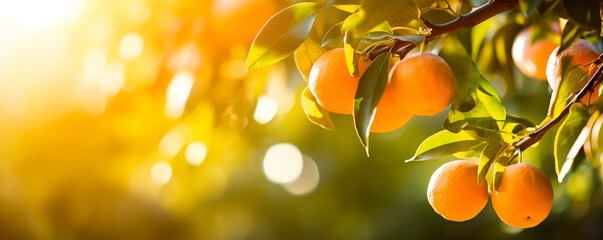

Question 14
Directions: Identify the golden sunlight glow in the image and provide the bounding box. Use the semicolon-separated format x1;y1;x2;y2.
100;61;125;97
159;129;185;158
81;50;107;90
263;143;303;184
253;95;278;124
165;71;195;119
151;161;173;186
185;141;208;166
119;32;144;60
283;156;320;195
0;0;81;28
159;130;184;158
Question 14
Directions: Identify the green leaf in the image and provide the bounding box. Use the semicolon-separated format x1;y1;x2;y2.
344;30;363;76
491;162;505;192
478;140;507;185
444;63;506;140
388;34;425;46
406;130;484;162
368;21;393;34
559;110;599;183
351;0;412;36
453;143;486;159
561;0;600;31
352;52;391;154
333;4;360;13
519;0;543;17
322;21;344;47
471;16;501;61
491;22;522;94
554;103;590;183
440;36;473;106
420;7;457;25
548;56;589;118
246;2;323;69
301;87;335;130
558;20;585;55
294;38;326;82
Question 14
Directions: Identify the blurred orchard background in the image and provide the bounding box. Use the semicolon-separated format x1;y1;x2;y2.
1;0;603;239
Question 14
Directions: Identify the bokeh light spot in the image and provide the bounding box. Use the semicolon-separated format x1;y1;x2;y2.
185;141;207;166
263;143;303;184
100;62;124;97
284;156;319;195
151;161;172;186
119;32;144;60
165;71;194;119
253;95;277;124
159;130;184;158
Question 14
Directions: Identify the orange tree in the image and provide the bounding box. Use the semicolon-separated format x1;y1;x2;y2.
245;0;603;228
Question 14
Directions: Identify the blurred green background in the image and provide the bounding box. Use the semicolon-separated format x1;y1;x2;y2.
0;0;602;239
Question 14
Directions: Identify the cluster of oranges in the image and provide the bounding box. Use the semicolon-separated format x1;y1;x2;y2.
512;21;602;103
308;48;456;133
428;160;554;228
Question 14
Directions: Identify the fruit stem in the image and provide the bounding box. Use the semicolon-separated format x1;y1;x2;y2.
515;65;603;151
369;0;519;60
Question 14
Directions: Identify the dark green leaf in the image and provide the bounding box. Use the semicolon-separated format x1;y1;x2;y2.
406;130;484;162
351;0;413;36
519;0;543;17
294;38;326;82
322;21;344;47
353;52;391;153
478;140;507;185
560;110;599;183
388;34;425;46
491;162;505;192
555;103;590;182
421;7;457;25
491;22;522;94
301;87;335;130
454;143;486;159
548;56;589;118
246;2;323;69
561;0;600;31
558;20;585;55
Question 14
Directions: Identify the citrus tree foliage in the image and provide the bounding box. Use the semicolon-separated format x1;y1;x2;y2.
246;0;603;191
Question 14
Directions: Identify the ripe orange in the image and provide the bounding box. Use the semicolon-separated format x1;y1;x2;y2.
427;160;489;222
370;86;413;133
389;52;456;116
211;0;278;45
308;48;371;114
491;163;554;228
512;25;559;80
546;39;601;104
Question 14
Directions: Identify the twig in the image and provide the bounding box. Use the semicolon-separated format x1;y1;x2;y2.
515;65;603;151
369;0;519;60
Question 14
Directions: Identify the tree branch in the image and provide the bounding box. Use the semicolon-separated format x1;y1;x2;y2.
515;65;603;151
370;0;519;60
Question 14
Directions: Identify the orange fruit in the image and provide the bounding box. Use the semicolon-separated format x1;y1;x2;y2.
308;48;371;114
491;163;554;228
370;86;413;133
427;160;489;222
389;52;456;116
211;0;278;45
512;25;559;80
546;39;601;104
